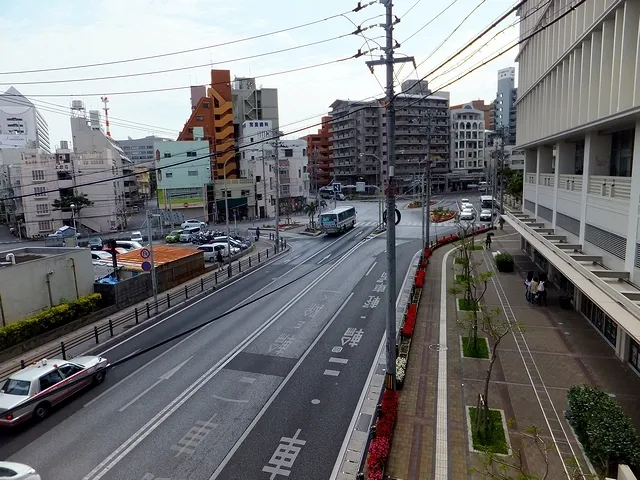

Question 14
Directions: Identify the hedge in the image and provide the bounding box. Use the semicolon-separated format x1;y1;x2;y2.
567;384;640;475
0;293;102;351
495;252;515;272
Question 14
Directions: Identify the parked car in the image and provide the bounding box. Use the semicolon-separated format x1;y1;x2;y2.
459;209;475;221
212;236;248;250
180;227;202;243
181;219;206;229
91;251;113;261
130;231;143;243
115;240;143;251
0;462;40;480
0;356;109;426
165;230;183;243
197;243;238;261
102;246;128;255
88;237;103;251
479;209;493;222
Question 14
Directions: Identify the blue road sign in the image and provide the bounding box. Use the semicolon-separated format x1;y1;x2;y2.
141;261;152;271
140;248;151;259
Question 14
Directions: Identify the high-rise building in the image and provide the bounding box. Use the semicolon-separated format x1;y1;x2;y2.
450;104;487;173
178;70;236;180
493;68;518;145
328;80;450;193
513;0;640;367
450;100;493;130
232;77;279;132
118;136;172;164
301;116;332;189
0;87;50;153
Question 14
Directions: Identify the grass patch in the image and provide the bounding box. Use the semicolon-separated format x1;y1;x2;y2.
468;407;509;454
457;298;478;311
471;245;484;250
462;336;489;359
454;257;466;264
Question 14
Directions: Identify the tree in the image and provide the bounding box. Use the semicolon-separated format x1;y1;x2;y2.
507;172;523;202
52;194;93;213
303;201;318;230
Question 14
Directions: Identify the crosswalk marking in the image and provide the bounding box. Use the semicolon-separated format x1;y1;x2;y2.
355;220;455;228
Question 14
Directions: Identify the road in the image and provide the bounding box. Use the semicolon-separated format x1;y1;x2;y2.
0;197;481;480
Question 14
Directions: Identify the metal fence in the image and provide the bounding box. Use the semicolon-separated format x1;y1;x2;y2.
0;239;288;381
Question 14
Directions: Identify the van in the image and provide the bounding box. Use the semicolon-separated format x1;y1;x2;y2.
179;226;201;243
115;240;143;251
197;243;237;261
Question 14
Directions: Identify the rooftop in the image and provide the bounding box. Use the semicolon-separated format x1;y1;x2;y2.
0;246;83;268
115;245;201;272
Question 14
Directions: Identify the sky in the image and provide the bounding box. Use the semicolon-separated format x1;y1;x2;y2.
0;0;522;148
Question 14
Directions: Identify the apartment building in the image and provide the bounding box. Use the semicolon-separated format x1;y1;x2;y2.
0;87;50;153
450;100;493;130
232;77;279;132
118;136;171;200
328;80;450;193
494;67;518;145
301;116;332;189
238;120;276;219
450;103;487;172
512;0;640;368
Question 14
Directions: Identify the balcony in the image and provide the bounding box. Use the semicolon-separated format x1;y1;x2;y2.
538;173;554;188
558;174;583;192
588;176;632;201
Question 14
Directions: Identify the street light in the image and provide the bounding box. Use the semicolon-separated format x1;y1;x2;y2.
70;203;77;247
359;153;383;228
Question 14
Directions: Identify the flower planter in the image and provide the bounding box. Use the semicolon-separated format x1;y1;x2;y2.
399;337;412;356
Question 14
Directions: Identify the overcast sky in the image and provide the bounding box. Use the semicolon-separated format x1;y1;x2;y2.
0;0;521;147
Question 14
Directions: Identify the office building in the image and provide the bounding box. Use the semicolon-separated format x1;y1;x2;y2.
232;77;279;132
328;80;450;193
450;100;493;130
301;116;332;189
0;87;51;153
513;0;640;367
450;103;487;172
155;140;211;221
118;135;171;164
494;67;518;145
178;69;236;180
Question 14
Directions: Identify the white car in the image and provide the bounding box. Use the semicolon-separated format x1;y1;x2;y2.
91;251;113;261
0;462;40;480
460;202;473;210
197;243;239;261
181;219;206;229
459;209;475;221
130;231;143;243
479;209;493;222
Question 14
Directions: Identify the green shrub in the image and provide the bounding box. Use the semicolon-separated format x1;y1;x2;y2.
0;293;101;351
567;384;640;475
495;252;515;272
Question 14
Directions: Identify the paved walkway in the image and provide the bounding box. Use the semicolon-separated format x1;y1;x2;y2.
387;226;640;479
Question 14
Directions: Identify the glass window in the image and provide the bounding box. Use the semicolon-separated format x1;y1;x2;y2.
630;340;640;372
1;378;31;395
604;317;617;345
610;128;635;177
58;363;83;378
40;370;64;390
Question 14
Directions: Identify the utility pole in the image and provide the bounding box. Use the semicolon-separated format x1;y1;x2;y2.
146;211;159;313
273;134;281;252
313;147;320;208
498;126;507;215
422;110;433;249
261;144;268;219
366;0;414;391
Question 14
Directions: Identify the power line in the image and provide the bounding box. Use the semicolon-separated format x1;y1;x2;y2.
400;0;461;44
0;6;369;76
0;33;355;86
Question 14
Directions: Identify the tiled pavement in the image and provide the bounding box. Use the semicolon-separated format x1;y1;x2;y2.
387;226;640;479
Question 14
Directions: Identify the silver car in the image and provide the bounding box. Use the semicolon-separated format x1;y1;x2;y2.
0;356;109;427
459;209;475;221
0;462;40;480
479;209;493;222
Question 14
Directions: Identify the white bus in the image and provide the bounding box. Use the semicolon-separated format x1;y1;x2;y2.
480;195;500;210
320;206;357;234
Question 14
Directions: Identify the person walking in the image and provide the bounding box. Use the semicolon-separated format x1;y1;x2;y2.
216;250;224;271
529;277;539;305
485;233;492;249
255;227;260;241
525;271;533;302
537;278;547;306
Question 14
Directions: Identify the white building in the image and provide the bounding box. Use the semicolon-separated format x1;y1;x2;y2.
512;0;640;369
0;87;50;153
450;104;486;172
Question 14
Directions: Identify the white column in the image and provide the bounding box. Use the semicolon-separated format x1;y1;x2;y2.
535;149;541;217
554;142;576;230
624;120;640;279
579;134;593;245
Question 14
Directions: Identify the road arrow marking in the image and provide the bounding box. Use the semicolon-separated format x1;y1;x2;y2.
317;254;331;264
119;357;193;412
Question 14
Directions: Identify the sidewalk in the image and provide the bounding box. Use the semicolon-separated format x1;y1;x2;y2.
387;226;640;479
0;238;284;379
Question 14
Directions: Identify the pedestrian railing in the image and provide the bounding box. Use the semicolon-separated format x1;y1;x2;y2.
0;238;288;381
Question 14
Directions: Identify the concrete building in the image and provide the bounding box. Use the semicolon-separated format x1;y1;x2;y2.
494;67;518;145
178;70;236;180
232;77;279;132
301;116;332;189
328;80;450;193
512;0;640;369
0;87;50;153
450;100;493;130
277;139;309;213
118;136;171;201
0;246;93;325
155;140;210;222
238;120;276;219
450;103;487;172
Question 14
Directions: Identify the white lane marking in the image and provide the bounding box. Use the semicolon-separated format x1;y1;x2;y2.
328;358;348;364
355;231;363;237
212;394;249;404
118;357;193;412
292;254;302;261
365;261;377;276
323;370;340;376
330;248;422;480
209;292;354;479
239;377;256;384
317;254;331;264
82;246;366;480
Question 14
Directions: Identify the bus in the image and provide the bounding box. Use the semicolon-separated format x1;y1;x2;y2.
480;195;500;210
320;206;357;234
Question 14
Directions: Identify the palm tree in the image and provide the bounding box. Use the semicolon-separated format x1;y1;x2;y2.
304;201;318;230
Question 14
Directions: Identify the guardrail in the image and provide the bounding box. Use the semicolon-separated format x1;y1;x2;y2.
0;238;288;381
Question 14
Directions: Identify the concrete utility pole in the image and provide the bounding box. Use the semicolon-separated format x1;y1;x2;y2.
498;126;507;215
273;134;281;252
146;210;159;313
422;110;433;249
261;144;268;219
366;0;414;391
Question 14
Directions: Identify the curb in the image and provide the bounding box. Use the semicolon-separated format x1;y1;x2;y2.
76;246;292;357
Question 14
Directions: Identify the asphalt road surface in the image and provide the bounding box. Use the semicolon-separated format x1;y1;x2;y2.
0;197;486;479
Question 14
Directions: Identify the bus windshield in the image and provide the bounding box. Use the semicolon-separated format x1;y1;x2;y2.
480;196;496;209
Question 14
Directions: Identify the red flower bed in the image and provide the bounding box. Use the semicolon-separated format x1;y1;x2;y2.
415;269;425;288
367;390;400;479
430;211;456;223
424;247;433;259
401;304;417;337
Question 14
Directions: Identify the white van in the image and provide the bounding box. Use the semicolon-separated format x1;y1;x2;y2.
197;243;238;261
115;240;143;251
179;226;201;243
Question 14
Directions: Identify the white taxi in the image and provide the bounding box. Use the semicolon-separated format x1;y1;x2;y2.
0;356;109;427
0;462;40;480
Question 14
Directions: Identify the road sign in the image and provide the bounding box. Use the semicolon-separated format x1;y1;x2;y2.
140;248;151;259
141;261;152;271
332;183;342;193
183;202;189;208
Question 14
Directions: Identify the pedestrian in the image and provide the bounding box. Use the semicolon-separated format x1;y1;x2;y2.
255;227;260;242
529;277;539;305
525;271;533;302
216;250;224;270
485;233;492;249
537;279;547;306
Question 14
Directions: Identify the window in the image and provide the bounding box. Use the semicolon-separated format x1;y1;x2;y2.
1;378;30;395
39;370;64;390
196;115;205;121
186;151;197;157
165;172;173;178
164;152;172;158
284;149;293;157
38;221;52;231
610;128;635;177
34;186;46;196
188;170;198;176
58;363;83;378
580;295;617;346
32;169;45;181
36;204;49;214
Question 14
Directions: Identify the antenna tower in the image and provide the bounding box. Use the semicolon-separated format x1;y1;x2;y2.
100;96;111;137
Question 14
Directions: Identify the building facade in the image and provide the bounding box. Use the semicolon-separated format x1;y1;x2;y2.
238;120;276;219
232;77;279;132
0;87;50;153
450;100;493;130
155;140;211;222
178;70;236;180
450;103;487;172
513;0;640;369
301;116;332;189
494;67;518;145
